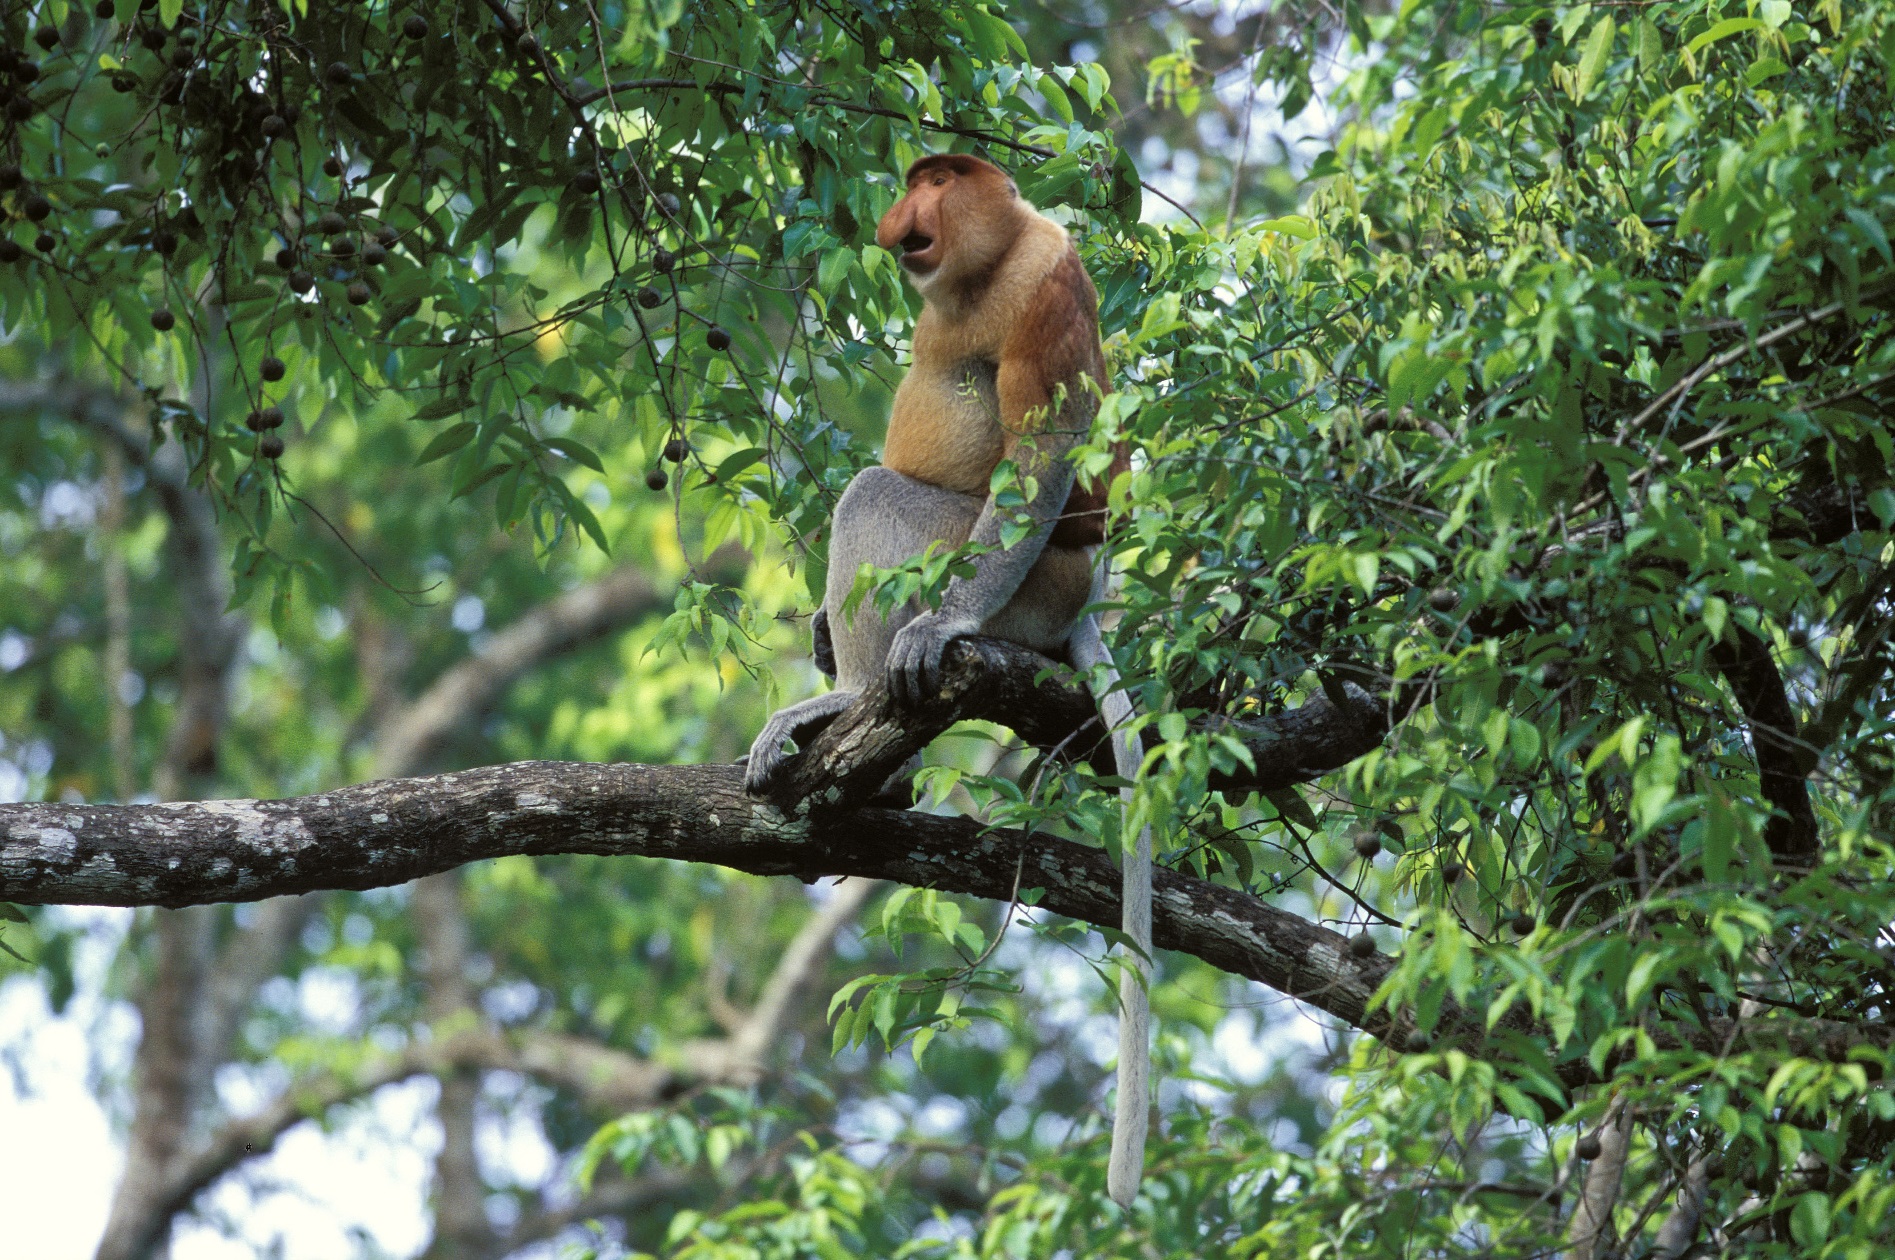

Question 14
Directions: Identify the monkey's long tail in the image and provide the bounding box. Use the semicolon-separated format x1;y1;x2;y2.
1073;612;1153;1210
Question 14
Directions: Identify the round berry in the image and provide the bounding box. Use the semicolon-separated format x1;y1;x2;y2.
244;409;265;431
574;170;600;195
645;466;668;492
260;113;285;137
322;155;343;177
0;164;20;189
1440;860;1465;884
140;25;166;50
259;405;283;429
94;142;111;158
169;46;193;68
662;437;688;463
375;225;399;246
346;280;370;305
95;0;117;19
150;308;175;331
652;247;676;274
32;232;53;252
6;96;35;122
515;32;539;55
1576;1134;1603;1161
403;15;428;40
317;211;348;235
1353;830;1380;860
706;325;731;352
324;61;352;85
153;229;177;255
0;239;21;263
656;192;680;218
275;247;295;270
1348;932;1376;959
112;71;137;92
360;242;387;266
1509;911;1536;935
635;286;662;309
288;269;314;293
34;27;60;50
259;355;285;382
1403;1030;1430;1053
22;193;52;222
329;236;355;257
259;433;285;459
15;61;40;83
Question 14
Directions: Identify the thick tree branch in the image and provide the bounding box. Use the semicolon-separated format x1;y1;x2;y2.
9;760;1887;1089
761;636;1391;812
1712;627;1819;864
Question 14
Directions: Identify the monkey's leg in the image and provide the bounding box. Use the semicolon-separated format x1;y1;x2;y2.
743;690;860;793
746;467;980;794
1068;612;1153;1209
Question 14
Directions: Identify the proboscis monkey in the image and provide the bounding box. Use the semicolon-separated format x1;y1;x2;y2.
743;153;1153;1207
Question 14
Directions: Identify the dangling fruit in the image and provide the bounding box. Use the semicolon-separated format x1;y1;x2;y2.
706;325;731;352
150;308;175;331
259;355;285;381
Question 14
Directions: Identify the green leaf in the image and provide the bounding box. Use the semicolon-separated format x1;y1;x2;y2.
1685;17;1762;55
0;903;27;923
1573;16;1615;102
416;421;477;464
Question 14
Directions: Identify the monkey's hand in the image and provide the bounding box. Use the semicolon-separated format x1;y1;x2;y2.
887;611;979;707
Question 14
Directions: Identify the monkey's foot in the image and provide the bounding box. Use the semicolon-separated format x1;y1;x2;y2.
743;690;859;794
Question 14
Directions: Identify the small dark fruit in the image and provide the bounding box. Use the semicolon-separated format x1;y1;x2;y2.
1440;860;1465;883
112;71;137;92
574;170;601;195
1576;1133;1603;1161
322;156;343;177
329;236;355;257
153;229;177;255
1428;586;1458;612
244;409;265;431
635;286;662;309
324;61;352;85
6;96;34;122
140;25;166;50
259;355;285;382
515;32;539;55
1610;850;1638;878
706;325;731;352
346;280;370;306
0;164;20;189
1509;911;1536;935
0;239;21;263
360;242;387;266
33;232;53;252
259;433;285;459
258;406;284;429
317;211;348;236
288;269;314;293
169;46;193;68
1352;830;1380;860
23;193;52;222
1403;1030;1430;1054
652;247;676;274
96;0;117;18
662;437;688;463
403;15;429;40
656;192;680;218
645;467;668;492
275;248;295;270
150;308;175;331
375;226;399;246
260;113;286;137
15;61;40;83
34;27;60;50
1348;932;1376;959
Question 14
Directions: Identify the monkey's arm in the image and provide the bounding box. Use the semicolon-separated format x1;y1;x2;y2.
887;255;1102;707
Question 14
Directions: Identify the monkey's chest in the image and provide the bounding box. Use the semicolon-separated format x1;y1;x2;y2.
881;357;1004;496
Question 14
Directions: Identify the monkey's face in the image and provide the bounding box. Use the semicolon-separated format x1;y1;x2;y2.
876;156;1018;293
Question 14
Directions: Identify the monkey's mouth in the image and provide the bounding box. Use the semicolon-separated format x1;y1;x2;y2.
897;231;938;270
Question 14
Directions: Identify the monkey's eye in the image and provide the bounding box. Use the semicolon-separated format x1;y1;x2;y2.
933;175;948;186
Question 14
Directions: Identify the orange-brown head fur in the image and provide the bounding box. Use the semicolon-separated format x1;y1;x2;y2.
876;154;1027;297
